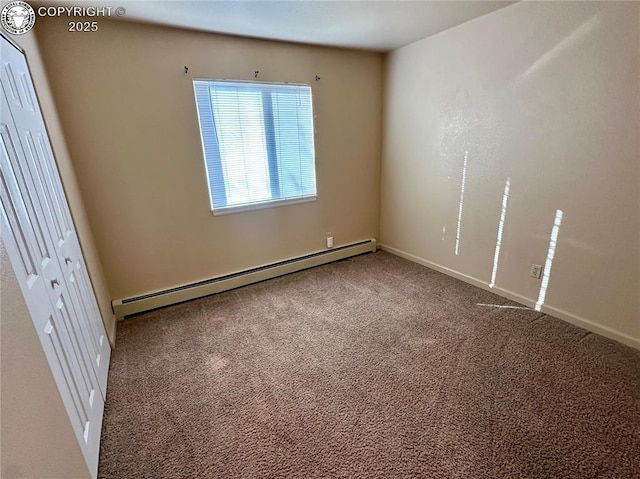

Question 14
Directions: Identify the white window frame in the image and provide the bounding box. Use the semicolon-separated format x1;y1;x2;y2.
193;79;318;216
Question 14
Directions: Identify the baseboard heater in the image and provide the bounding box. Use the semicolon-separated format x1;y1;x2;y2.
112;238;377;320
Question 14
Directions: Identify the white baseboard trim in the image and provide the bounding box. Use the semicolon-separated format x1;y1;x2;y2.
379;244;640;351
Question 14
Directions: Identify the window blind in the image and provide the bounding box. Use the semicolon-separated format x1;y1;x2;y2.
193;80;317;213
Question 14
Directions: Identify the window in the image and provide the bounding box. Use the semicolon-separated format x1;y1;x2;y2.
193;80;317;214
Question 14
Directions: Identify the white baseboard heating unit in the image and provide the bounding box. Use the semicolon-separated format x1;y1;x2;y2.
112;238;377;320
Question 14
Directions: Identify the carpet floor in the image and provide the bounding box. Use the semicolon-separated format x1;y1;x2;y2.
98;251;640;478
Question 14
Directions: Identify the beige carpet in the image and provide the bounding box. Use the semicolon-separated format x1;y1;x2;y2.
98;251;640;478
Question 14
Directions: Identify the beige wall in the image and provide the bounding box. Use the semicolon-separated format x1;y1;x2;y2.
13;32;116;345
0;240;90;479
35;18;382;300
381;1;639;347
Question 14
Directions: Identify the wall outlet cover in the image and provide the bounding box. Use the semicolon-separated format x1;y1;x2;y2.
327;236;334;248
531;264;543;279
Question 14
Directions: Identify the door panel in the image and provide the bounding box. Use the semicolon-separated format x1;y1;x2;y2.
3;61;23;109
2;87;104;392
22;129;66;246
0;104;103;479
0;143;38;285
76;261;107;350
0;37;107;478
0;120;46;289
52;289;101;428
0;124;50;267
1;40;110;395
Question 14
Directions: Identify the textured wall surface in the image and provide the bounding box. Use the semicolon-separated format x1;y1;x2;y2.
35;18;382;300
381;1;639;345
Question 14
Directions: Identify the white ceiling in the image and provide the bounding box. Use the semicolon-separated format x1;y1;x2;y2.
41;1;516;52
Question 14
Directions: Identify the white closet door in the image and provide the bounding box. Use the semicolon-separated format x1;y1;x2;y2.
1;88;104;478
0;39;110;394
0;36;107;478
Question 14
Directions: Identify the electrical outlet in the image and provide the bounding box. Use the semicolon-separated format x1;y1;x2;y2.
326;233;334;249
530;264;543;279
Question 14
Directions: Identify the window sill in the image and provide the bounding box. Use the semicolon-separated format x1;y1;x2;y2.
212;195;317;216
